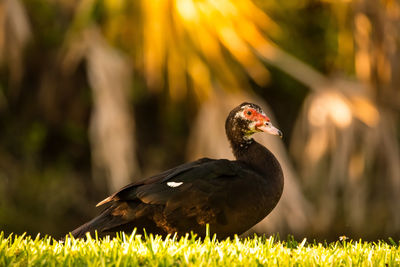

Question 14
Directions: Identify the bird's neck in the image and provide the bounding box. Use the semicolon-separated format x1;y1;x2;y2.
229;137;254;159
230;138;283;183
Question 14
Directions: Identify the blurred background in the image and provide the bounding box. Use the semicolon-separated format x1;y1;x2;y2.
0;0;399;241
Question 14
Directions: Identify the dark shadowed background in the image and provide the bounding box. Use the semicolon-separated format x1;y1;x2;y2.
0;0;399;241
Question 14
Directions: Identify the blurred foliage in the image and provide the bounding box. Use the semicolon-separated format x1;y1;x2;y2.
0;0;399;240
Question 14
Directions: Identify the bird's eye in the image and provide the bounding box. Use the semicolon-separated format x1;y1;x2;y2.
265;122;271;126
247;111;252;116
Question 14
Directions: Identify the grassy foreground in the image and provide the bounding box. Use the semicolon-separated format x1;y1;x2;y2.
1;231;399;266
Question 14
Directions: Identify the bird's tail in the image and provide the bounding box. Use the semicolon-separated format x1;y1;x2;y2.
68;208;116;239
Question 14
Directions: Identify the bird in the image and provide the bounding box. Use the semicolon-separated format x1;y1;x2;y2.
70;102;284;239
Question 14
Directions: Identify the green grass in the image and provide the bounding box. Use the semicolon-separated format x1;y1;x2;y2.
0;231;399;266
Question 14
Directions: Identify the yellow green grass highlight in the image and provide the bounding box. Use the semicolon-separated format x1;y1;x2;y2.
1;231;399;266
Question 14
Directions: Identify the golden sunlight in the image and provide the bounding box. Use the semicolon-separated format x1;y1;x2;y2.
308;91;352;129
140;0;276;99
176;0;198;21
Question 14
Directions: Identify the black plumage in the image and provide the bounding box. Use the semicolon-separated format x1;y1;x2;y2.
70;102;284;239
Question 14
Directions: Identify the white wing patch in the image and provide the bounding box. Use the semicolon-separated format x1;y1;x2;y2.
167;181;183;188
